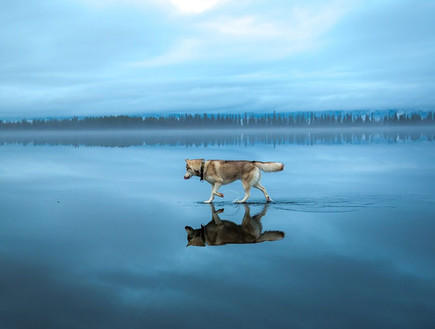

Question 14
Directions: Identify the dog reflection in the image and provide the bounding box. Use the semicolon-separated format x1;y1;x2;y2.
185;204;285;247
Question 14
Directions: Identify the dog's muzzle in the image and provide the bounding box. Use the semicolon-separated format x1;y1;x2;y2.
184;173;192;180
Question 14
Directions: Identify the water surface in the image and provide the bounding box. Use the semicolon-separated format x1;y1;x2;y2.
1;130;435;329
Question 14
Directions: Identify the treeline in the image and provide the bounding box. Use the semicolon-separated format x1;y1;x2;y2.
1;130;434;148
1;110;434;130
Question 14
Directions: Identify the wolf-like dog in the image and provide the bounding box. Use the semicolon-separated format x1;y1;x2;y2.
184;159;284;203
185;204;285;247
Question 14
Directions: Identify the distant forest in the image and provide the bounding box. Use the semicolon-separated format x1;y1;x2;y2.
1;129;434;148
1;110;434;130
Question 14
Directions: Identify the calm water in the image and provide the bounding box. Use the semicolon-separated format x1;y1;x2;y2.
1;130;435;329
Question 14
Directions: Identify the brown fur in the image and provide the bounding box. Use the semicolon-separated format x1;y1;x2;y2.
185;204;285;247
184;159;284;203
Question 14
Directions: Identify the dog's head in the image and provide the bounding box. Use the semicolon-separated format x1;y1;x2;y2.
184;159;204;180
185;225;206;247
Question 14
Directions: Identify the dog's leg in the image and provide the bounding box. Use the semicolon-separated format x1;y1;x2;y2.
204;184;215;203
210;204;224;225
213;182;223;198
253;203;270;221
251;204;269;229
237;180;251;203
254;182;272;203
241;204;262;238
241;204;251;225
204;183;222;203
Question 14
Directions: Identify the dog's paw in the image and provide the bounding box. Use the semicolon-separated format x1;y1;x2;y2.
234;200;244;204
217;208;224;214
217;193;224;198
266;197;272;203
204;200;212;204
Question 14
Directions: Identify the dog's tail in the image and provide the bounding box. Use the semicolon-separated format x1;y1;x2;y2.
254;161;284;172
257;231;285;243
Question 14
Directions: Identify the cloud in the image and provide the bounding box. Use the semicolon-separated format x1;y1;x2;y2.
194;1;355;60
125;39;200;67
203;16;281;37
74;0;229;14
123;1;354;68
204;4;349;39
170;0;229;14
1;0;435;118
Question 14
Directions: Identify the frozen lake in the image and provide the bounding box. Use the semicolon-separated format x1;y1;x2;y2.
1;129;435;329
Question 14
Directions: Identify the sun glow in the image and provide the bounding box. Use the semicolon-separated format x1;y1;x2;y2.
170;0;226;14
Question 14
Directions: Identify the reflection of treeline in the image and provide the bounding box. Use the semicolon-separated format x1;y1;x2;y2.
1;110;434;130
1;129;434;147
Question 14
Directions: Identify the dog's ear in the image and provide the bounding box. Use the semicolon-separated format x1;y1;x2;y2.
185;226;194;234
185;159;189;162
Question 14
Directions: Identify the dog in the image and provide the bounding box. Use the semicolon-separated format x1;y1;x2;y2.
185;204;285;247
184;159;284;203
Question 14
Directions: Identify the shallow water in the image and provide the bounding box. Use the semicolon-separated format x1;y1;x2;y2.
1;131;435;329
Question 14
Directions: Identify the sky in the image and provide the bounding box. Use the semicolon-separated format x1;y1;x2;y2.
1;0;435;119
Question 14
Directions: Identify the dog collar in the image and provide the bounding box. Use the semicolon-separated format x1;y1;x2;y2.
200;161;205;181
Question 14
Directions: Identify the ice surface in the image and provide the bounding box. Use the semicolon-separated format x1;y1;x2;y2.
0;132;434;329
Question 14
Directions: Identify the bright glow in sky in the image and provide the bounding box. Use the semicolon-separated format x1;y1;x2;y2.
170;0;227;13
0;0;434;118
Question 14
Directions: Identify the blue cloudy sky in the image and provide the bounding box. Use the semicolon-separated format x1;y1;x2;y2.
1;0;434;119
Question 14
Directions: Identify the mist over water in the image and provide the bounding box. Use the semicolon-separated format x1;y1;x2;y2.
0;127;434;147
1;129;435;329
